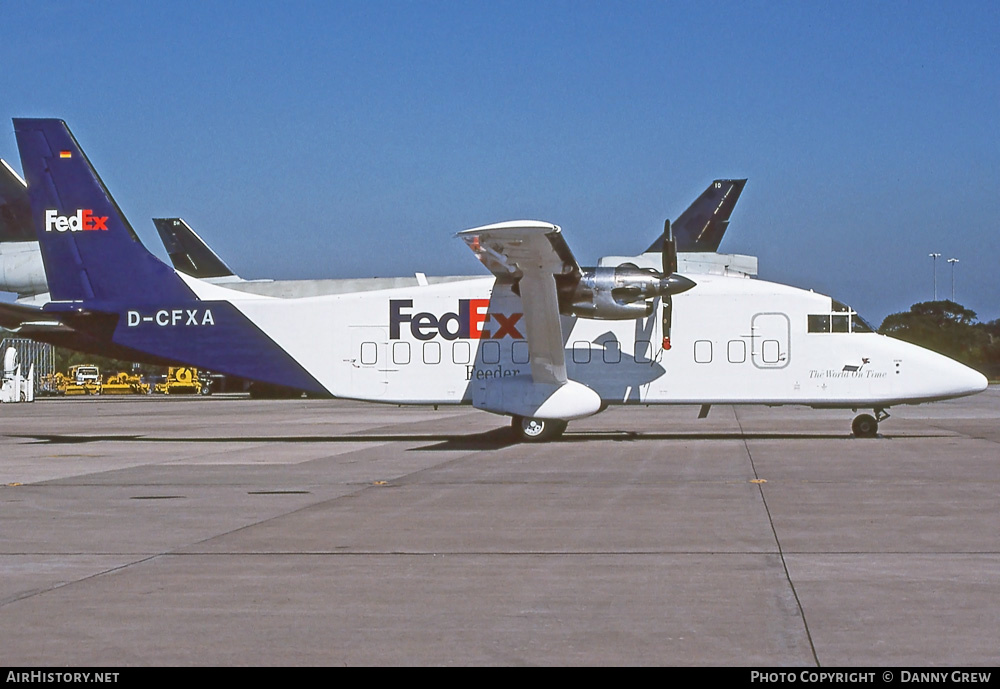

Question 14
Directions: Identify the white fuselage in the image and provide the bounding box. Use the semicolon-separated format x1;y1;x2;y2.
187;271;987;412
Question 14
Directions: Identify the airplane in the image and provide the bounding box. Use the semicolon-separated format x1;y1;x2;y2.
12;118;988;441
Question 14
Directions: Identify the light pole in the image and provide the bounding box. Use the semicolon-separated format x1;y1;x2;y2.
929;253;941;300
947;258;959;302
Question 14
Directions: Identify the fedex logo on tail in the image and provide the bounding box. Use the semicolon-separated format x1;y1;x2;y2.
389;299;523;340
44;209;109;232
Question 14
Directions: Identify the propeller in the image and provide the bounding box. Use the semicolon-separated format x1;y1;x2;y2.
662;219;677;350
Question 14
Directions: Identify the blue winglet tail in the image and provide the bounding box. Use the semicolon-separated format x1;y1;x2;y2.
153;217;238;280
14;118;193;303
647;179;747;253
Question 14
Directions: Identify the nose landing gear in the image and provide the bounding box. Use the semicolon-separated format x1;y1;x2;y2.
852;407;890;438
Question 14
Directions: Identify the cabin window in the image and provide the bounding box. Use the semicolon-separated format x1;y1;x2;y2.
694;340;713;364
360;342;378;365
635;340;651;364
423;342;441;365
512;341;530;364
603;340;621;364
392;342;410;365
452;341;471;365
831;314;849;333
481;341;500;364
727;340;746;363
572;341;591;364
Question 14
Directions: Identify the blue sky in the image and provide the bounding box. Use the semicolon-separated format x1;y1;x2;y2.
2;1;998;323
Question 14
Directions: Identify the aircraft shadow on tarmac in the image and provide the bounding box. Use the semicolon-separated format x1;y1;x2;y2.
8;429;951;452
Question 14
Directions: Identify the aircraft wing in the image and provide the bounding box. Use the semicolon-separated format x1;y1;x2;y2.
458;221;579;386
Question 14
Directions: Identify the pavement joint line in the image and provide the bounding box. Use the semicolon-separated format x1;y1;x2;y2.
0;554;160;609
735;405;820;667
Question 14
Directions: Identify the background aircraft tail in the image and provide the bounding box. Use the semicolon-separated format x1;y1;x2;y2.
647;179;747;253
14;118;193;303
153;218;238;280
0;159;33;243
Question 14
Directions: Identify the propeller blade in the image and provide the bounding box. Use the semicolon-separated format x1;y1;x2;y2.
662;294;673;350
662;219;677;275
660;221;686;350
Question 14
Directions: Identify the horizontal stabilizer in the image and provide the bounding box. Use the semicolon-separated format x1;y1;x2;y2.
0;300;61;331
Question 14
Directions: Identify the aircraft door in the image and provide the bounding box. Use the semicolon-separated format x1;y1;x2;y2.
349;327;388;398
750;313;790;369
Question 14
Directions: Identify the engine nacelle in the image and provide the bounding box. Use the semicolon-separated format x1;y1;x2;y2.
0;241;47;297
563;264;694;320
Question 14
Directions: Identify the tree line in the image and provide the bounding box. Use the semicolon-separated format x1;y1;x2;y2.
879;300;1000;380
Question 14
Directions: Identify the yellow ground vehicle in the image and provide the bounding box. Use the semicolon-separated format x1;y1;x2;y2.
154;367;210;395
57;365;102;395
39;373;63;396
102;372;150;395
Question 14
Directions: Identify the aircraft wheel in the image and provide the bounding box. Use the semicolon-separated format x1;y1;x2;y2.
511;415;567;442
852;413;878;438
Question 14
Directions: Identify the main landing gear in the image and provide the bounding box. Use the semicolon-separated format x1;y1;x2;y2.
511;415;568;442
852;407;890;438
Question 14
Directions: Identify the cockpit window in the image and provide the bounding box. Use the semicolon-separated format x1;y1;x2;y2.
851;315;875;333
808;301;876;334
808;315;830;333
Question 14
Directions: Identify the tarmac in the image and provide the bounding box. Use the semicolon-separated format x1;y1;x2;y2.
0;389;997;666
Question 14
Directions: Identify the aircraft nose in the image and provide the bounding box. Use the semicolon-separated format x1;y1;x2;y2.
960;365;989;395
943;357;988;396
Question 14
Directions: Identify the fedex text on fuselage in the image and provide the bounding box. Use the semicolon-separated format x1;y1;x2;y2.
389;299;523;340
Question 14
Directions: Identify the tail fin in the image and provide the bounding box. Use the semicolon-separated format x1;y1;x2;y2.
153;217;238;280
647;179;747;253
14;118;193;303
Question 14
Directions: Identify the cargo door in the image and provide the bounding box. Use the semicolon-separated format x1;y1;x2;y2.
349;327;388;398
750;313;790;369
